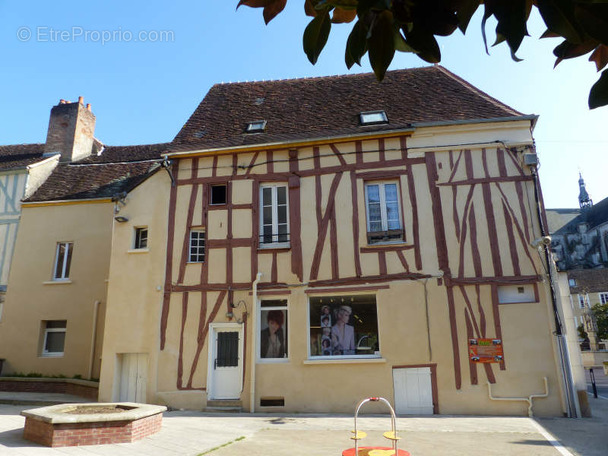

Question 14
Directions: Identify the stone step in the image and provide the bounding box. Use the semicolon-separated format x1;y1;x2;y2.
206;399;242;412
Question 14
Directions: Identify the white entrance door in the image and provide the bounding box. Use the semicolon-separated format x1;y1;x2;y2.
393;367;434;415
207;324;243;400
117;353;148;403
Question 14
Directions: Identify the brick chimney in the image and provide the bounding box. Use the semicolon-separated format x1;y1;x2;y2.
44;97;96;162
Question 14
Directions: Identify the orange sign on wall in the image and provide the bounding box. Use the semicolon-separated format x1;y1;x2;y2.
469;338;504;363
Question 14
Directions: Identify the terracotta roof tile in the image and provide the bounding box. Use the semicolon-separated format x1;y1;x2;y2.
172;66;526;152
25;161;160;202
0;144;46;170
80;143;170;164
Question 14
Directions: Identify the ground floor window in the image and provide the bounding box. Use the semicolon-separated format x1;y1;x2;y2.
259;299;288;360
309;295;379;358
41;320;67;357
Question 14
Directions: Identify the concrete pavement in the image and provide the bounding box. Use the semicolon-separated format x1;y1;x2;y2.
0;371;607;456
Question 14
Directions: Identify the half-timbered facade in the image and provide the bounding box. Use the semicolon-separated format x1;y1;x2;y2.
97;67;583;416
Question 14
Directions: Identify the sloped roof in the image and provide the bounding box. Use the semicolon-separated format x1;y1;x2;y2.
0;144;46;170
25;143;169;202
554;196;608;235
568;268;608;294
171;66;527;152
546;208;581;233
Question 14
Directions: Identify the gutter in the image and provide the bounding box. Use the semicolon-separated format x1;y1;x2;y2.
21;197;113;207
164;115;536;159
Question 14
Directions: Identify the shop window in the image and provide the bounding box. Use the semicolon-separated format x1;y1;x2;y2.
309;295;379;358
259;299;288;360
53;242;73;280
259;184;289;247
365;182;403;244
41;320;67;357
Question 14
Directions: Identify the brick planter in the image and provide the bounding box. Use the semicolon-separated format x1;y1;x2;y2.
0;377;98;400
22;403;166;447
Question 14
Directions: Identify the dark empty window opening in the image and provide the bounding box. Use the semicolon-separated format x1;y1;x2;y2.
211;185;227;205
260;397;285;407
359;110;388;125
246;120;267;133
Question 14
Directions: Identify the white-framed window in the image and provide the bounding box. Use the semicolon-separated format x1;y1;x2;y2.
365;181;403;244
579;294;588;309
259;299;288;361
210;185;227;205
189;229;205;263
359;110;388;125
53;242;73;280
41;320;66;357
569;278;577;287
308;295;380;359
600;292;608;305
259;184;289;247
134;227;148;249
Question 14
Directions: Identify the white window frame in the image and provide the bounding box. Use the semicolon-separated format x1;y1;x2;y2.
259;184;290;248
359;110;388;125
364;181;403;244
189;229;206;263
42;321;66;357
53;242;73;281
134;227;148;250
579;294;589;309
600;292;608;305
307;295;381;360
257;299;289;363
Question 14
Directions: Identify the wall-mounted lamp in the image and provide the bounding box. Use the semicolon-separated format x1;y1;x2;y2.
114;216;129;223
228;300;248;324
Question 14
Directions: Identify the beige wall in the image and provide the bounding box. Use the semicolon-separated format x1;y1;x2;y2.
0;200;113;379
97;121;568;416
98;171;170;402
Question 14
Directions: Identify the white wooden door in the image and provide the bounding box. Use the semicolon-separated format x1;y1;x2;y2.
393;367;434;415
118;353;147;403
208;324;243;400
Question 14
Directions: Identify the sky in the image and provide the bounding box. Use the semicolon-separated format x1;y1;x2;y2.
0;1;605;209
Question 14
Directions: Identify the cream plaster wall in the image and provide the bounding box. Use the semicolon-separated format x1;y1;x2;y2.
98;171;170;403
0;201;113;378
97;121;566;416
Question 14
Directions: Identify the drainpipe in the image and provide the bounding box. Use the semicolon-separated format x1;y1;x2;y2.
530;165;578;417
88;300;100;380
249;272;262;414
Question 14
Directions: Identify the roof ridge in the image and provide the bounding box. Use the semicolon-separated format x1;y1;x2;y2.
212;66;433;87
433;65;523;117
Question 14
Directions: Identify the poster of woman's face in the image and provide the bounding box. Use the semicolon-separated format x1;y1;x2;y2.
260;309;287;359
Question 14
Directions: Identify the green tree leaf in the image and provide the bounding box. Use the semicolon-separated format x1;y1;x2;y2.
303;9;332;64
345;19;368;68
403;26;441;63
575;3;608;44
368;10;396;80
456;0;481;34
553;38;598;67
589;68;608;108
592;303;608;340
537;0;585;44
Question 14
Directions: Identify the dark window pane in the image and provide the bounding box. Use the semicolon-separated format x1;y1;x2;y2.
277;187;286;205
45;332;65;353
217;332;239;367
211;185;227;205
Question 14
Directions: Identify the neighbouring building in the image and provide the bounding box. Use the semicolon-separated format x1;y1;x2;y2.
0;97;168;379
0;67;587;416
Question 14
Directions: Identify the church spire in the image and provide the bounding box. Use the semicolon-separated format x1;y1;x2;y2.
578;173;593;210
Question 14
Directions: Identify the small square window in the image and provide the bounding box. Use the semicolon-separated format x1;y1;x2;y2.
359;110;388;125
211;185;227;205
189;230;206;263
134;227;148;249
246;120;267;133
42;320;66;357
569;278;577;287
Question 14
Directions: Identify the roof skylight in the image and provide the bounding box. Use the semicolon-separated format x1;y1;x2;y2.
359;110;388;125
245;120;267;133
